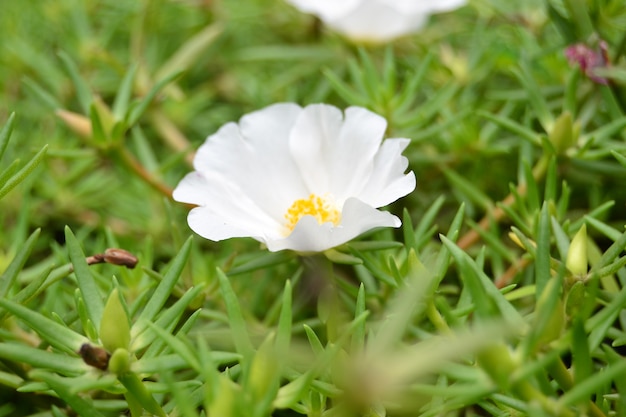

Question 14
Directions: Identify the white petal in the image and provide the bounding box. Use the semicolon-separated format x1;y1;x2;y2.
286;0;361;20
266;198;400;252
357;138;416;208
392;0;467;13
173;171;282;241
288;104;387;203
193;103;308;222
289;104;345;193
288;0;466;42
328;106;387;202
324;1;428;42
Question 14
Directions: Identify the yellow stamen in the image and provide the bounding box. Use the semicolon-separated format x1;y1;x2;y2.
284;194;341;234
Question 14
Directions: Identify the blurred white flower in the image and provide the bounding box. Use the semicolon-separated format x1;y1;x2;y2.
286;0;467;42
173;103;416;252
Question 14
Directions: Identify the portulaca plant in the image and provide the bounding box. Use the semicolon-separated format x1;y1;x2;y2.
173;103;416;252
286;0;467;42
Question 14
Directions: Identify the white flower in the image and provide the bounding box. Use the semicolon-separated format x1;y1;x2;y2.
286;0;467;42
173;103;416;253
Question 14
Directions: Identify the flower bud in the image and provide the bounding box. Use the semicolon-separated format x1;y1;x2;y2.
103;248;138;269
99;288;131;353
209;375;240;416
477;343;517;389
78;343;110;370
108;348;131;375
566;224;588;277
549;111;577;154
56;109;91;138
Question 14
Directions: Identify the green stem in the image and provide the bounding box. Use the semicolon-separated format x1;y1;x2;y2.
118;371;167;417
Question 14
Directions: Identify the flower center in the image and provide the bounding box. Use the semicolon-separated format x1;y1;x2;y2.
284;194;341;234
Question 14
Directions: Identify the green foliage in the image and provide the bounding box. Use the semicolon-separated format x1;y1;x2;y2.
2;0;626;416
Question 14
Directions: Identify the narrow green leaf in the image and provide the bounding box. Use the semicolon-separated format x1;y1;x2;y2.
535;203;551;299
30;371;107;417
22;77;61;110
395;52;433;114
135;285;204;353
145;322;201;372
0;145;48;201
133;236;192;336
161;371;201;417
89;103;107;145
274;370;316;409
586;284;626;350
514;62;553;132
217;268;254;358
558;359;626;408
347;247;397;286
0;112;15;162
397;83;458;126
8;264;52;308
571;318;592;385
603;346;626;415
477;111;541;146
0;343;87;374
0;161;19;190
402;208;418;252
415;195;446;241
303;325;324;357
594;228;626;270
351;283;366;353
128;71;183;126
57;50;92;114
550;217;570;261
583;116;626;145
275;280;292;356
0;298;88;353
612;150;626;170
112;65;138;120
322;67;365;107
65;226;104;330
227;251;294;275
562;0;594;39
346;241;403;251
440;236;526;328
155;23;223;81
117;372;166;417
0;228;40;298
443;168;493;211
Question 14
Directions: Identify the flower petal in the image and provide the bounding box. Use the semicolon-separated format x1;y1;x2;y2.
286;0;361;20
266;197;400;252
289;105;387;203
325;1;428;42
393;0;467;13
192;103;308;222
288;104;345;193
358;138;416;208
173;171;281;241
287;0;466;42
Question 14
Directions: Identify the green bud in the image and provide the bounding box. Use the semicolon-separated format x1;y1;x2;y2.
99;288;130;352
549;111;577;154
208;375;240;416
477;343;517;389
566;224;588;277
108;348;131;374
